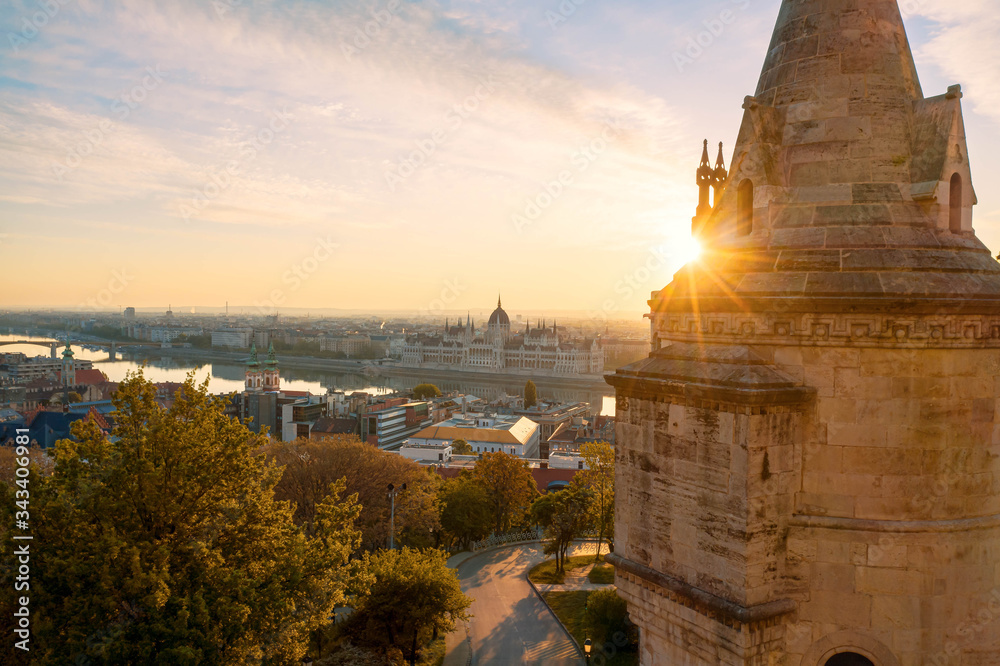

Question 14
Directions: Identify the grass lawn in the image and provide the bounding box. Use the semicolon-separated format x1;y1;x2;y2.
529;554;604;585
542;591;638;666
588;564;615;584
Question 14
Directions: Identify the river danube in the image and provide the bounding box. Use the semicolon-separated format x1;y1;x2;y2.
1;335;615;415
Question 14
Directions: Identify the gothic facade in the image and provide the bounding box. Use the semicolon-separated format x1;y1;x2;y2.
401;297;604;376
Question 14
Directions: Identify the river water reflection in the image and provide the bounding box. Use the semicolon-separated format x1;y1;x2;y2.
1;335;616;415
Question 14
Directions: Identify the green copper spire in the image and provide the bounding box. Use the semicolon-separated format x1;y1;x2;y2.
247;342;260;368
61;340;74;359
265;341;278;367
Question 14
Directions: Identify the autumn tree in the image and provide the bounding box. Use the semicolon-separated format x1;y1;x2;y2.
451;438;472;455
344;548;472;666
524;380;538;408
438;472;492;549
5;371;363;665
473;452;538;534
411;383;442;400
576;440;616;560
531;485;593;573
264;436;442;551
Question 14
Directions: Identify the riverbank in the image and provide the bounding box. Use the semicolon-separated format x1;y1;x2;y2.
144;347;613;391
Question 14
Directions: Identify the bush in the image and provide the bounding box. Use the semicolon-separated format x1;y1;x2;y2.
412;383;442;400
585;588;631;645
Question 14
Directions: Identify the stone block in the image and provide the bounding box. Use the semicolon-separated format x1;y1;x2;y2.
800;591;872;625
828;422;887;447
856;567;931;596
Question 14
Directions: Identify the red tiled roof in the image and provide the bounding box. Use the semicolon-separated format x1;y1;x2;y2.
84;407;111;430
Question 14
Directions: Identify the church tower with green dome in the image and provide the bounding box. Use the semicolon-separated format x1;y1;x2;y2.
263;342;280;391
244;343;263;392
60;340;75;387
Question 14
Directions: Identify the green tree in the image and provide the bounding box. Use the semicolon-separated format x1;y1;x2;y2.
523;380;538;409
438;472;492;550
67;391;84;403
473;452;538;535
451;438;472;455
576;440;616;560
8;371;363;665
344;548;472;666
411;383;442;400
585;588;632;647
264;436;442;551
531;485;593;573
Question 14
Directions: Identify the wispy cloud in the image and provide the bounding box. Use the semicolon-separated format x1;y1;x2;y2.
2;0;999;311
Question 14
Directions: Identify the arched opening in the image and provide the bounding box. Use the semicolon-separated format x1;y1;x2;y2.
737;179;754;236
826;654;875;666
950;172;963;233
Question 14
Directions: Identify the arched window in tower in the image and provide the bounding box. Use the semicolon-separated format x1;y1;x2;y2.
950;172;963;233
737;179;754;237
825;653;874;666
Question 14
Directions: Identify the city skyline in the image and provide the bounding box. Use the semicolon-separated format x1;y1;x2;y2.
3;0;1000;313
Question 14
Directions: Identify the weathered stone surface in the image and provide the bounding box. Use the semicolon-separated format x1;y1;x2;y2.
611;1;1000;664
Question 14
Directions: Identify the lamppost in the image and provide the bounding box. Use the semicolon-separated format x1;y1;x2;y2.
388;483;407;550
584;638;592;663
301;656;313;666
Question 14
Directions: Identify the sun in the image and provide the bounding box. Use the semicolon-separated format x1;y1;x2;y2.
679;235;702;265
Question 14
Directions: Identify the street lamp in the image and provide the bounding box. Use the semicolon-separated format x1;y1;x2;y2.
301;657;313;666
388;483;407;550
584;638;592;662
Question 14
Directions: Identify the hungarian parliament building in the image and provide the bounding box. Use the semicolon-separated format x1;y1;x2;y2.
400;298;604;377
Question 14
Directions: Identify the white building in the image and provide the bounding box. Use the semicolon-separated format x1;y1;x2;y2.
150;327;199;343
401;297;604;377
398;442;453;464
212;328;253;348
407;413;541;459
548;450;588;470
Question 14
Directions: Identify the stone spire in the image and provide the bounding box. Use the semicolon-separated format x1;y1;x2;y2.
669;0;996;315
712;141;727;207
693;139;714;232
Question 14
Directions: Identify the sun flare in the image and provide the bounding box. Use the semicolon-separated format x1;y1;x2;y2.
679;235;702;265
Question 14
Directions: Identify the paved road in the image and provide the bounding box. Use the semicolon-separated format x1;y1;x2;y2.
445;543;586;666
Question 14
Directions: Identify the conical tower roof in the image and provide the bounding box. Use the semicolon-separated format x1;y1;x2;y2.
663;0;999;316
247;343;260;368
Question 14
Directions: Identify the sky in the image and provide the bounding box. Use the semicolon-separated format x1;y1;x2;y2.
1;0;999;318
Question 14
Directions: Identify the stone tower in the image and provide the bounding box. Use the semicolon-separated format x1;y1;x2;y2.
606;1;1000;664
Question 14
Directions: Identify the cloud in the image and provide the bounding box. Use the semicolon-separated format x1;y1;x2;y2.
911;0;1000;123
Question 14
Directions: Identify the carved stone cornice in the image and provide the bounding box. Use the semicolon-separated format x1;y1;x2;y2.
607;553;797;629
652;311;1000;349
606;343;815;408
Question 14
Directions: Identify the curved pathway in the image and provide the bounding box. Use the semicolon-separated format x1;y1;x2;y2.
445;543;591;666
